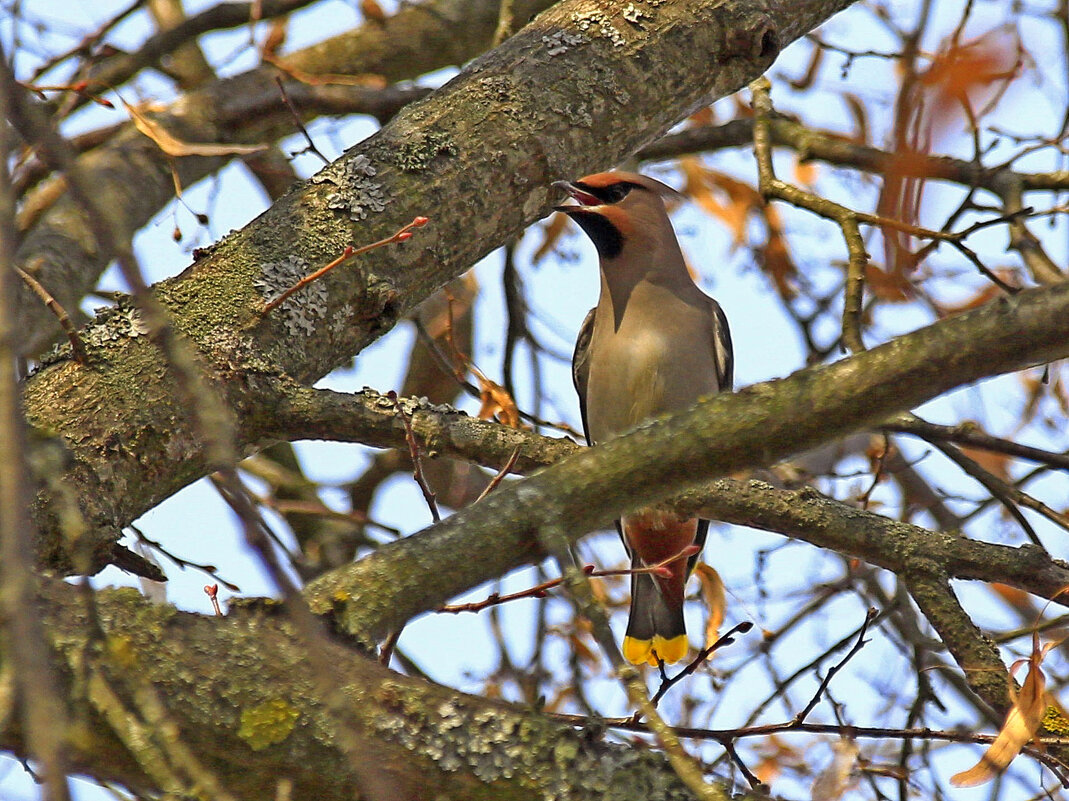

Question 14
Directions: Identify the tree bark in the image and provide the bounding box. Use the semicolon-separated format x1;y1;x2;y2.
21;0;857;574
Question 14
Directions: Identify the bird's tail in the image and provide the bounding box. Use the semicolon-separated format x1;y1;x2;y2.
622;567;689;666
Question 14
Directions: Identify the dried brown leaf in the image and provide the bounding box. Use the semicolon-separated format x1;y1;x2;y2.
865;263;915;303
123;97;267;157
476;374;522;429
951;633;1051;787
360;0;388;23
694;562;726;650
260;18;287;59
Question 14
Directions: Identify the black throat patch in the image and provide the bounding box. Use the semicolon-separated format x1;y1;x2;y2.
567;210;624;259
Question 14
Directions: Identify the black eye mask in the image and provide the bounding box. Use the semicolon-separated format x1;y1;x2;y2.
572;180;637;205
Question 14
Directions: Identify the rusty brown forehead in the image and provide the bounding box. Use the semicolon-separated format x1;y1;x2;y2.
576;171;643;188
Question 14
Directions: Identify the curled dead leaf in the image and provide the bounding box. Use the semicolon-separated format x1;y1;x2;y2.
694;562;726;651
122;97;268;158
950;632;1052;787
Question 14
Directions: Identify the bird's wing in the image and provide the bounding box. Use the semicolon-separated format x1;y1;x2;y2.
708;298;734;393
571;308;596;446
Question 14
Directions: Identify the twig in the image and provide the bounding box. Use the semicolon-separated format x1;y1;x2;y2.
882;414;1069;471
536;521;722;800
794;607;877;723
648;621;754;708
378;629;401;666
273;75;329;165
259;216;427;315
722;738;764;792
129;524;241;591
437;545;700;614
203;584;222;616
546;715;1069;786
474;444;521;503
14;267;89;365
387;390;440;523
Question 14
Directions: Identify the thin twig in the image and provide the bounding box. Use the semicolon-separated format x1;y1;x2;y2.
648;621;754;707
437;545;699;614
273;75;330;165
794;607;878;723
387;390;440;523
260;216;427;315
378;629;401;666
14;267;89;364
474;444;521;503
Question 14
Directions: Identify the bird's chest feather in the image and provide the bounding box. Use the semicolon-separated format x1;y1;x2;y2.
586;315;706;443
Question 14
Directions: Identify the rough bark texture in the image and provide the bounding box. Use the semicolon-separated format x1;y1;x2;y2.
14;0;558;355
10;582;756;801
303;282;1069;641
22;0;856;574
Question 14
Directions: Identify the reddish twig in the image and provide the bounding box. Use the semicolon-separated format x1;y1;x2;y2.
379;628;402;666
259;216;427;315
130;524;241;591
474;445;522;503
203;583;223;616
387;390;440;523
437;544;701;614
15;267;89;365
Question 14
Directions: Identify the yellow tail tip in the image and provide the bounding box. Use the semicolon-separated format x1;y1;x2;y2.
623;635;690;665
652;634;689;665
623;636;653;665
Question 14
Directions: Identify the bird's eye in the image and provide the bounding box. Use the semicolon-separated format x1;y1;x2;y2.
601;183;634;203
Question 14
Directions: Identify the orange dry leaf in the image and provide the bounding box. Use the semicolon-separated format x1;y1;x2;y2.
476;373;522;429
678;157;798;299
752;735;803;786
792;156;818;187
960;444;1012;483
260;18;287;58
122;97;267;158
864;264;915;303
694;562;725;650
951;632;1053;787
360;0;387;23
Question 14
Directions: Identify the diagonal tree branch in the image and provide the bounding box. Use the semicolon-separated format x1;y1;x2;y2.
21;0;852;573
302;280;1069;642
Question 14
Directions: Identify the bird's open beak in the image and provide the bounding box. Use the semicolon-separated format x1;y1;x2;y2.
553;180;600;213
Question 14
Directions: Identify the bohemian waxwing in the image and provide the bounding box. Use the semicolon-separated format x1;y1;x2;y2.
555;171;733;666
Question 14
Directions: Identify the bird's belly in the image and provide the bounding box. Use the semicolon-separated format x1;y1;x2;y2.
586;329;712;443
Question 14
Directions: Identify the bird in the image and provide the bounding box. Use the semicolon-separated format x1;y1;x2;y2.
554;170;733;666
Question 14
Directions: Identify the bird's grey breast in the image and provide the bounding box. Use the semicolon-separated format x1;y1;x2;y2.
584;285;719;444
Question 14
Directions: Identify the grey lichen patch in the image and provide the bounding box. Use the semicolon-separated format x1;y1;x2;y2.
369;688;696;799
477;75;513;103
541;30;587;55
556;101;592;128
255;256;328;337
390;131;458;172
324;155;388;220
41;302;151;366
622;3;652;24
571;9;628;47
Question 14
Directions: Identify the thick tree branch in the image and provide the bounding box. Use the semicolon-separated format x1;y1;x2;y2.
22;0;851;573
3;582;759;801
302;281;1069;642
14;0;560;356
